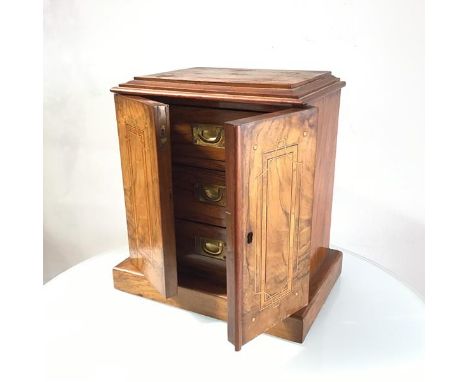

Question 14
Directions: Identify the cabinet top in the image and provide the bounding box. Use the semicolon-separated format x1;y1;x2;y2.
135;67;329;88
111;67;345;106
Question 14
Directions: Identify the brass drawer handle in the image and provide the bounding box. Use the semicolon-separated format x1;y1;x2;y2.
195;183;226;206
195;237;226;260
192;124;225;148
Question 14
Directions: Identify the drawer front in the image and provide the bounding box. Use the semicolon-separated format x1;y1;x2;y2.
172;121;226;166
172;165;226;227
175;219;227;288
176;219;227;259
170;106;259;170
175;219;227;275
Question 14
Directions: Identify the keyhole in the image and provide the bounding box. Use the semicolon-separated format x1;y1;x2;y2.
247;232;253;244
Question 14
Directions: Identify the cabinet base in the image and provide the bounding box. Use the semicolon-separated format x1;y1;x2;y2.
112;248;342;343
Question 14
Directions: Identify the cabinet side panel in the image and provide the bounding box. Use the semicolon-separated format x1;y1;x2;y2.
308;91;342;279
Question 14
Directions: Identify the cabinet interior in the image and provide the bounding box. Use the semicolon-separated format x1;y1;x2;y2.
159;100;267;297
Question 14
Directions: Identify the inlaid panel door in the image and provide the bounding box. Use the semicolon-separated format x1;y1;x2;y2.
114;95;178;298
225;108;318;350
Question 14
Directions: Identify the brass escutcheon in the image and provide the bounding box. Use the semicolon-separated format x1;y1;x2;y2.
192;124;225;148
195;236;226;260
195;183;226;206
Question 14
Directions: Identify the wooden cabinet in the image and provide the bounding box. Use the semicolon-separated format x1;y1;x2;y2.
111;68;346;350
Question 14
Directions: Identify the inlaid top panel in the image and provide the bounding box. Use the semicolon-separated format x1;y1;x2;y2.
137;67;330;89
111;67;345;106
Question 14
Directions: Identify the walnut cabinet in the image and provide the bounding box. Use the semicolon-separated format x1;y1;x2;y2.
111;68;346;350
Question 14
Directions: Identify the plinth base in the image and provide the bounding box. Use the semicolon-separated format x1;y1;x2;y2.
113;248;342;343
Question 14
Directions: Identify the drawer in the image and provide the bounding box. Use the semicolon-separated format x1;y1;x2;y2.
175;219;227;261
170;106;259;170
172;165;226;227
175;219;227;284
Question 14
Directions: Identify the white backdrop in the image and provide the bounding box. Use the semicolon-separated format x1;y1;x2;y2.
44;0;424;296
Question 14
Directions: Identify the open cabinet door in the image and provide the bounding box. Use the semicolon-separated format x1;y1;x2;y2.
225;107;318;350
114;94;177;298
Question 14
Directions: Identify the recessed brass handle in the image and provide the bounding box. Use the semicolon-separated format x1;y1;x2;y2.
195;236;226;260
195;183;226;206
192;124;225;148
202;240;224;256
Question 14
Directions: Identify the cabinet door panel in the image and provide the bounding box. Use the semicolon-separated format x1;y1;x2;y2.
225;108;318;350
115;94;177;298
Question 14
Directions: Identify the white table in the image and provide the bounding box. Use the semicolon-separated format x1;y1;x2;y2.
44;249;424;381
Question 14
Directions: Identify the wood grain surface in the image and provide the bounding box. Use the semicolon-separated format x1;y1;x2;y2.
137;67;330;88
225;107;318;350
175;218;227;279
114;94;178;298
111;67;345;106
306;91;343;287
112;248;342;344
172;165;227;227
170;105;259;168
